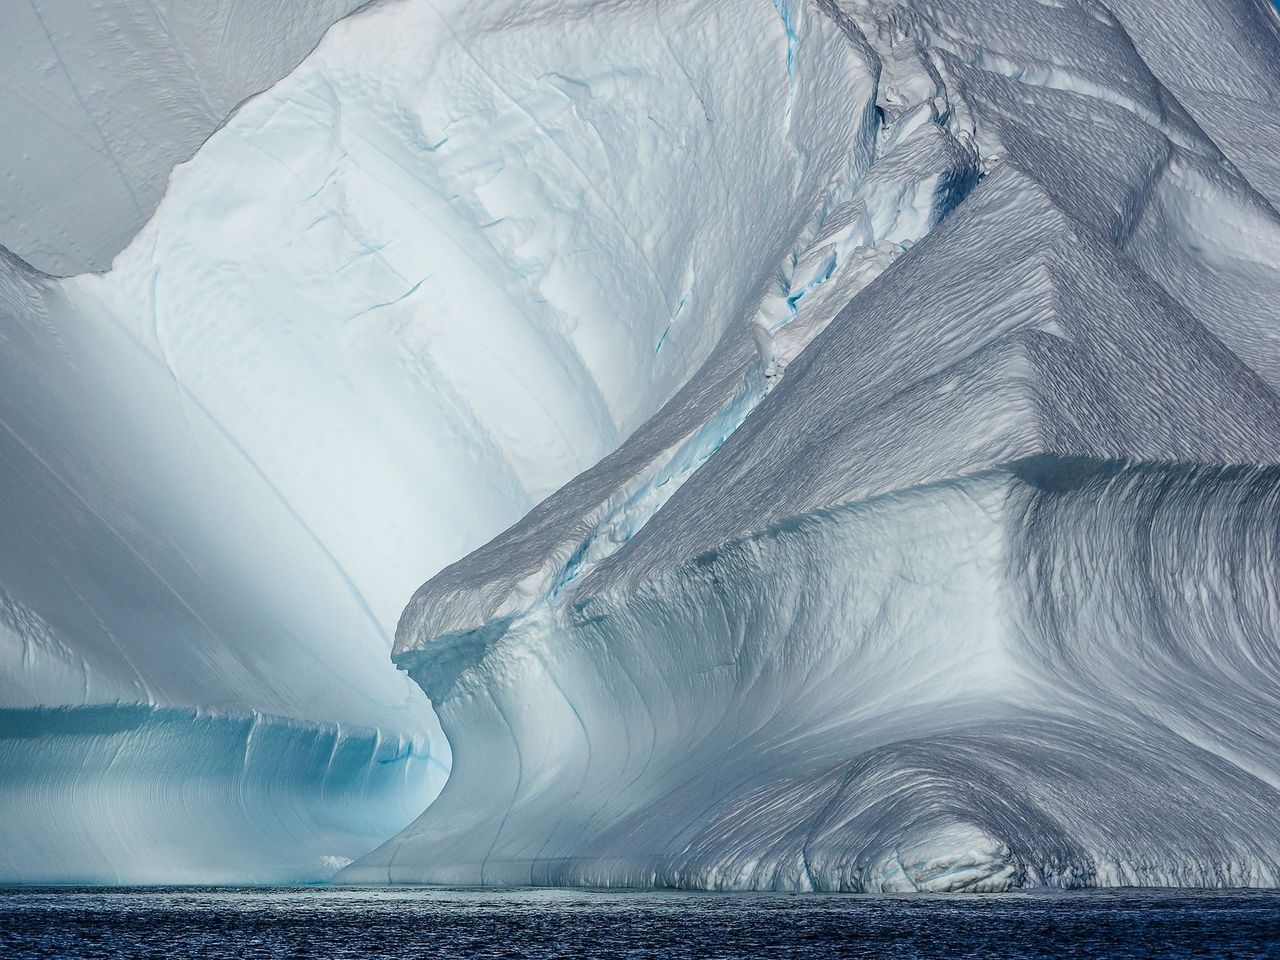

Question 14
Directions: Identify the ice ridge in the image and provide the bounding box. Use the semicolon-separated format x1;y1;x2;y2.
0;0;365;275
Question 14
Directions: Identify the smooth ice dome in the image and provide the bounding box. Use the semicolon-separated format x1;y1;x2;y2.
3;0;1280;889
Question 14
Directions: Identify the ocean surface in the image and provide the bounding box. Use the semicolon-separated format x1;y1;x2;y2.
2;886;1278;958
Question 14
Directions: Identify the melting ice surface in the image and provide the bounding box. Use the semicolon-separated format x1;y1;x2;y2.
3;0;1280;889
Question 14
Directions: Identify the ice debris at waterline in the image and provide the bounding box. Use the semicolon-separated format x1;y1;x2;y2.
1;0;1279;889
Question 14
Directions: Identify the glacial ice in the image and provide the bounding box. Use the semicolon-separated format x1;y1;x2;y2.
3;0;1280;889
0;0;878;882
0;0;363;275
341;0;1280;891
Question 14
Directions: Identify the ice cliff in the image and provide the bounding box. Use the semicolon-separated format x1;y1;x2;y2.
3;0;1280;889
343;0;1280;891
1;0;875;882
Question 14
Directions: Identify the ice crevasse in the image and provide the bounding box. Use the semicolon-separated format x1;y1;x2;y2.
2;0;1280;888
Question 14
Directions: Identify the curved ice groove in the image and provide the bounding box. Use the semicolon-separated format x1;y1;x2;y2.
365;459;1280;891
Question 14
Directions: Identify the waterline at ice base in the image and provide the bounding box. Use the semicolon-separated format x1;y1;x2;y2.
2;0;1280;890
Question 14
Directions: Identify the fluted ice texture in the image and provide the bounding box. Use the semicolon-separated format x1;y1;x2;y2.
342;0;1280;891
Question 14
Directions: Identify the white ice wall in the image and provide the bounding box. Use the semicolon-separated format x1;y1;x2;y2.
0;0;875;883
6;0;1279;889
348;0;1280;891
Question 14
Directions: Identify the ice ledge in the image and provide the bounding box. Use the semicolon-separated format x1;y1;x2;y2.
352;457;1280;891
0;704;442;885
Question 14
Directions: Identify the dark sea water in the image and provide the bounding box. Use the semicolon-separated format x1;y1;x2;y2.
2;886;1279;959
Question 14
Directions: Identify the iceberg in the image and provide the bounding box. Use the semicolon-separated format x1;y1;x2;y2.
0;0;877;882
341;0;1280;890
2;0;1279;888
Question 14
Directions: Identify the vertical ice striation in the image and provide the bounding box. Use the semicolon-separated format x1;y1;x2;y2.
343;0;1280;890
4;0;1280;888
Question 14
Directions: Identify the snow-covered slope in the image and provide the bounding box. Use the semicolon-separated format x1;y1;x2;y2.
342;0;1280;891
0;0;876;882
